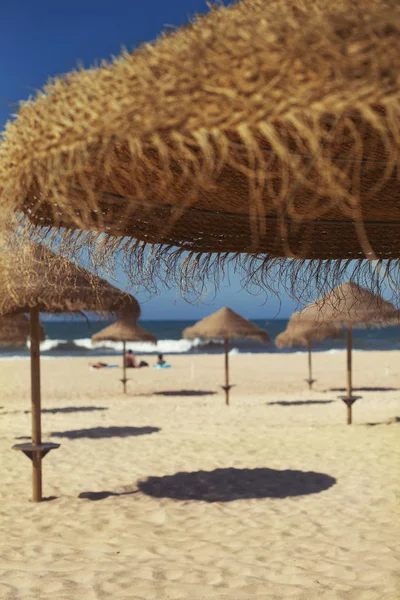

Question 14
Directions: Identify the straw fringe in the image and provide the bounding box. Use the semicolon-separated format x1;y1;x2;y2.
11;218;400;308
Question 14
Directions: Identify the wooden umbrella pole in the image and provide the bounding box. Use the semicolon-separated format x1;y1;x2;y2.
305;341;316;390
346;325;353;425
224;338;230;406
30;306;42;502
122;341;127;393
308;341;312;389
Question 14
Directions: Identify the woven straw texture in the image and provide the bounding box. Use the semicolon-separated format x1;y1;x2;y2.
0;241;140;317
296;282;400;327
1;0;399;264
92;316;156;343
0;313;45;348
183;307;269;342
1;0;400;303
275;312;342;348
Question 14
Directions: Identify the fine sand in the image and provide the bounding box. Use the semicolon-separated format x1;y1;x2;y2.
0;350;399;600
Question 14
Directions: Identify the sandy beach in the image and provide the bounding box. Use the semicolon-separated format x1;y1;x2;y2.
0;350;399;599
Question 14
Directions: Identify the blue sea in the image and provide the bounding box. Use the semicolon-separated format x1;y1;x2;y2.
1;318;399;358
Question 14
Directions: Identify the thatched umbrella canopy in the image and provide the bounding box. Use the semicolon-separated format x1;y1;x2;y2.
0;314;45;348
276;316;342;389
0;0;399;301
296;282;400;423
183;307;269;405
0;241;139;502
92;316;156;393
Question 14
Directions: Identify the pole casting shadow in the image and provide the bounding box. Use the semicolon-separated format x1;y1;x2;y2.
138;467;336;502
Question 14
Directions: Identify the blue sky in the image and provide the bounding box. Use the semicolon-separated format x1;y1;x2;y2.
1;0;299;320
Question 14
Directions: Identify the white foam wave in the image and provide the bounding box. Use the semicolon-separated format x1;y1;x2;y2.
0;355;59;360
229;348;240;355
34;337;207;354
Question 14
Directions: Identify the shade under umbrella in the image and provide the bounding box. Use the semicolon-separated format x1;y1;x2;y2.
296;282;400;423
275;316;343;389
183;307;269;405
0;241;140;502
0;313;45;348
1;0;399;300
92;316;157;393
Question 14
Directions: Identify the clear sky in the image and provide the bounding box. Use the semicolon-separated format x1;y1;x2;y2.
1;0;298;320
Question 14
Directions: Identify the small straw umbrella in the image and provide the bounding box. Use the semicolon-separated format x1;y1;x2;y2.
0;313;45;348
183;307;269;405
0;241;139;502
275;315;342;389
0;0;399;302
296;282;400;424
92;315;157;393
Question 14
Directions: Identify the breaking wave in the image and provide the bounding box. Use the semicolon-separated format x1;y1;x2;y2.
29;337;226;355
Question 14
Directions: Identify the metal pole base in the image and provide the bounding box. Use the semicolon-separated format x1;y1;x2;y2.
120;378;129;393
13;443;60;502
221;384;234;406
338;395;362;425
305;378;316;390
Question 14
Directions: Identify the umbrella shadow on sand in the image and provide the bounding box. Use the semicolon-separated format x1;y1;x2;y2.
24;406;109;415
155;390;217;397
51;426;160;439
329;387;399;392
364;416;400;427
267;400;334;407
138;467;336;502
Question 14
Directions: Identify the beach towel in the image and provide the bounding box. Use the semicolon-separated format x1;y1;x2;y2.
152;363;172;369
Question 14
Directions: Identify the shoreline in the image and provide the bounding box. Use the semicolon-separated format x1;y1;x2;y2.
0;347;399;359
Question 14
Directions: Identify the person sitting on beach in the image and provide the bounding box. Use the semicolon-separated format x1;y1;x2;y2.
156;353;166;366
125;350;138;368
152;353;171;369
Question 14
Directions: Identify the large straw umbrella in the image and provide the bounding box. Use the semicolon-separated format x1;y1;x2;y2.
296;282;400;424
92;315;157;393
0;241;139;502
183;307;269;405
0;0;399;301
275;316;342;389
0;313;45;348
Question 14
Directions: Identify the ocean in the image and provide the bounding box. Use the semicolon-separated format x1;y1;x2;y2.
1;318;399;358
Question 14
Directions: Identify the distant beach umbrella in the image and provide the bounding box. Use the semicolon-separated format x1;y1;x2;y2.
0;313;45;348
0;0;399;300
92;316;156;393
183;307;269;405
0;241;140;502
296;282;400;424
275;316;342;389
